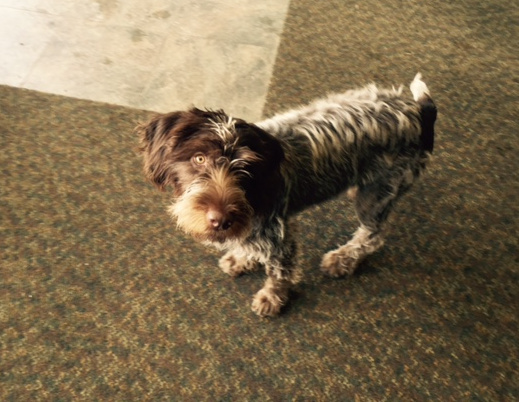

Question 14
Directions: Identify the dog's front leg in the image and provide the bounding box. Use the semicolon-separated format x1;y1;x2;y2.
219;249;260;277
252;274;291;317
251;223;300;317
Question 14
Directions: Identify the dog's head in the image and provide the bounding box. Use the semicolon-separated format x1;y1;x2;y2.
137;108;284;243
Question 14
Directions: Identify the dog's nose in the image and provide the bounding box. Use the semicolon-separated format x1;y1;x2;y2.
207;210;233;231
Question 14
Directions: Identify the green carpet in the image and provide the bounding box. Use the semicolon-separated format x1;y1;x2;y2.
1;0;518;400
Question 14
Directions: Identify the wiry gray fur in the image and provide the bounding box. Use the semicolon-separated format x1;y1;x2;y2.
257;84;427;214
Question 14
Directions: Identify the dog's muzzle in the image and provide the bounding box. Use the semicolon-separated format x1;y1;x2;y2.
207;208;234;231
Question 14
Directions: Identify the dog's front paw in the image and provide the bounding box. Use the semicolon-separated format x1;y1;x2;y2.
320;247;360;278
251;288;286;317
219;252;258;277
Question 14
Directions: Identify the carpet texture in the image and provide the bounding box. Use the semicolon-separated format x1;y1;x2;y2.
1;0;518;400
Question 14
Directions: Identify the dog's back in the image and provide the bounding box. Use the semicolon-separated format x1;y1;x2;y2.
257;74;436;213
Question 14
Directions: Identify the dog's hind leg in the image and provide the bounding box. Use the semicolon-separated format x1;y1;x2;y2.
320;224;385;278
320;168;413;277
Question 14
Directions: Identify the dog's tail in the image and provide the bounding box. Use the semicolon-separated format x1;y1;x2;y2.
410;73;437;153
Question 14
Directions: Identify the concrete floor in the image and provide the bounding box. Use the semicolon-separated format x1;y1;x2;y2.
0;0;290;121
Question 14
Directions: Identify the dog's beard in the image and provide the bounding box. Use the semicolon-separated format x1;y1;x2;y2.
169;171;253;244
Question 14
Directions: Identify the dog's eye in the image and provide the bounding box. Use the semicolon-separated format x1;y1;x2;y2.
192;154;206;165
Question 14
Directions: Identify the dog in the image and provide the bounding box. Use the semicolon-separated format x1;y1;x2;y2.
137;73;437;317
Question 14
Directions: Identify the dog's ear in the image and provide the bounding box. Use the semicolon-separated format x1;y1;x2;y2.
234;121;284;170
234;122;286;216
137;111;185;190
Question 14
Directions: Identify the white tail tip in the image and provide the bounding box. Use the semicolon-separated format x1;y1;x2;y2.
410;73;430;101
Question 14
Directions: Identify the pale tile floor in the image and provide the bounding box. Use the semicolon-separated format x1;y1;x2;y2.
0;0;290;121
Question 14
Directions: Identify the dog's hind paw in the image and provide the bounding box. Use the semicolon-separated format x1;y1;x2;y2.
320;247;360;278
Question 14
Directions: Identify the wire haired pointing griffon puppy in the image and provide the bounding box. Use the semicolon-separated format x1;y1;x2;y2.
138;73;437;317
